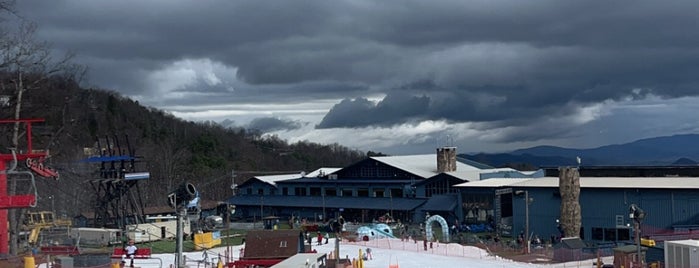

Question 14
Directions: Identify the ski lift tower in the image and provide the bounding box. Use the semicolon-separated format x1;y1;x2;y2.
0;118;58;254
83;135;148;229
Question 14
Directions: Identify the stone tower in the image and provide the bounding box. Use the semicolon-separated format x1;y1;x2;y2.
436;147;457;173
559;167;581;238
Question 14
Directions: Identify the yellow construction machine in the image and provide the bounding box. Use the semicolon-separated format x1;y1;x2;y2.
22;211;72;245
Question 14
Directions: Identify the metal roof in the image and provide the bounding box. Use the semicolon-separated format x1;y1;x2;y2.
278;178;415;184
456;176;699;189
454;178;534;188
228;195;426;211
370;154;483;179
246;167;341;187
305;168;341;177
253;173;304;186
666;240;699;247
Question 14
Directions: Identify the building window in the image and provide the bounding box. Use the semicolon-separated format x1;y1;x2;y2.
591;227;629;241
591;228;603;240
373;189;384;198
615;215;624;227
604;228;616;241
279;240;287;247
325;188;337;196
282;187;288;196
617;228;631;241
357;188;369;197
425;179;451;197
390;188;403;198
309;187;322;196
295;187;307;196
341;189;353;197
258;189;264;195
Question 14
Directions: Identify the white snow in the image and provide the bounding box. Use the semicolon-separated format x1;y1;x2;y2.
39;237;613;267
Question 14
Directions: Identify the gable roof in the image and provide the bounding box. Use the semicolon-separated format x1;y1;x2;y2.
371;154;483;179
250;173;304;187
240;168;341;188
305;168;341;177
243;230;304;259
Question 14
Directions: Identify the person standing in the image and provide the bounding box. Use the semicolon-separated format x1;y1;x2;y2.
124;240;137;268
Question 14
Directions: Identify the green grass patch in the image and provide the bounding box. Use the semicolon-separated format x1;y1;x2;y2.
139;229;247;254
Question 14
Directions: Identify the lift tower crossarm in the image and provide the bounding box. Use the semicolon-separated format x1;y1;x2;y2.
0;118;53;254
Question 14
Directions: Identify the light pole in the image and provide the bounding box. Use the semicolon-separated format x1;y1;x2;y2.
629;204;646;267
260;195;264;219
516;190;531;254
390;192;393;220
525;191;530;254
322;191;326;221
48;195;55;215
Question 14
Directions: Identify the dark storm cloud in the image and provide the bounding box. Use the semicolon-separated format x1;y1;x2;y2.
15;0;699;144
247;117;304;133
317;93;430;128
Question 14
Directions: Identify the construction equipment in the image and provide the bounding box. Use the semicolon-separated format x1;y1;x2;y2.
641;237;656;247
22;211;72;245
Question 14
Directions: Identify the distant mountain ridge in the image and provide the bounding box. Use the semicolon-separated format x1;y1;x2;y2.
461;134;699;168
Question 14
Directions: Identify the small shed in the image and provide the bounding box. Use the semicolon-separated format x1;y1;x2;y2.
613;244;647;268
243;230;305;259
665;239;699;268
231;230;306;267
553;237;589;262
263;216;281;230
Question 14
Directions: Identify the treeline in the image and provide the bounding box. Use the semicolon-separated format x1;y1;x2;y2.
0;75;366;216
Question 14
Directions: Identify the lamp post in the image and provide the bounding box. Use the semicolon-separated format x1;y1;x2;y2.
322;191;326;221
260;195;264;219
525;191;530;254
390;191;393;220
629;204;646;268
48;195;55;215
515;190;531;254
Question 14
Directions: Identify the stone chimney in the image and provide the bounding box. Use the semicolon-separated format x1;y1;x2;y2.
436;147;457;173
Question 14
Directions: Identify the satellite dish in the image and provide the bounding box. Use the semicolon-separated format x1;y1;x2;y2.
230;183;237;190
300;171;306;177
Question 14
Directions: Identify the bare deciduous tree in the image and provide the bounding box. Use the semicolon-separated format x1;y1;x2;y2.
0;17;85;255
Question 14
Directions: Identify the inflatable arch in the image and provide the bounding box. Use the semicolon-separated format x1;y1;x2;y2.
425;215;450;242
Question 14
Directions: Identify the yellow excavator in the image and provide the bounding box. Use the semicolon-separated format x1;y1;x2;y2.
22;211;72;245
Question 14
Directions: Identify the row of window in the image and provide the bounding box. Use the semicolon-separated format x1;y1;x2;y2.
245;186;404;198
590;227;631;242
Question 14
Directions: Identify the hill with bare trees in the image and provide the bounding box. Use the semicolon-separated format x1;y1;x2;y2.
0;76;365;217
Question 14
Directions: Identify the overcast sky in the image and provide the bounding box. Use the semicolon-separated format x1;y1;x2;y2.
15;1;699;155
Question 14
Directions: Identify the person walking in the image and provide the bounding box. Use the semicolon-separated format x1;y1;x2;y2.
317;232;323;245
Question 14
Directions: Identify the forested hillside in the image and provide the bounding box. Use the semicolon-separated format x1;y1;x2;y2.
0;76;365;216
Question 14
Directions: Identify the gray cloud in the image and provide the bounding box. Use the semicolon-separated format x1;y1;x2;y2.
14;0;699;152
247;117;304;133
317;93;429;128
